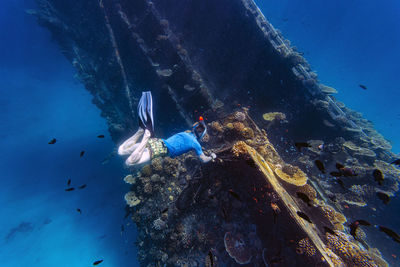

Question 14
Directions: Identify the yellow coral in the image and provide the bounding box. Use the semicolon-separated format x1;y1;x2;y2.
298;237;316;257
242;127;254;139
262;112;286;121
233;122;245;132
343;141;376;158
232;141;248;157
211;121;224;133
297;184;317;201
274;164;308;186
124;174;136;184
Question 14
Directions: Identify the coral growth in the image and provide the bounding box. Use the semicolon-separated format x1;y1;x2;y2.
274;164;308;186
297;184;317;201
326;231;378;267
124;174;136;184
297;237;316;257
234;111;246;122
124;191;141;207
224;232;252;264
262;112;286;121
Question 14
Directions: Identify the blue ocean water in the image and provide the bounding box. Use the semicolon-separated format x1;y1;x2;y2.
1;0;400;266
0;1;139;266
255;0;400;154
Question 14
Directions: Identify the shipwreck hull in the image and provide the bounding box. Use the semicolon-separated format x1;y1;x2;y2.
33;0;400;266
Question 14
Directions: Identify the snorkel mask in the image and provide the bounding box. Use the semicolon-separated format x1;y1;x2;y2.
192;116;207;141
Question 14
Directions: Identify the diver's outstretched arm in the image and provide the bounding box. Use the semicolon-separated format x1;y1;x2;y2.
118;128;144;155
126;129;151;164
198;152;216;163
125;148;151;166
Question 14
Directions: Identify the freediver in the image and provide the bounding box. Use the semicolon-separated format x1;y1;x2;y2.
118;91;216;166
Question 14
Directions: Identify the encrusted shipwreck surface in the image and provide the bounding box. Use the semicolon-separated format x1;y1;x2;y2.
124;110;388;266
33;0;400;266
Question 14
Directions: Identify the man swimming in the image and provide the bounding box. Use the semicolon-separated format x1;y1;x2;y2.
118;91;216;166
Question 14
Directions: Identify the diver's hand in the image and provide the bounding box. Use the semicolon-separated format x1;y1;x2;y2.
210;152;217;160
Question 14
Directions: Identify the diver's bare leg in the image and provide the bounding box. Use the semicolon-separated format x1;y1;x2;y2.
126;129;151;164
125;148;151;166
118;128;144;155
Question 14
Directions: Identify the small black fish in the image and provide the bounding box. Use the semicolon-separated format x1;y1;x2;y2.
65;188;75;191
97;135;105;138
67;179;71;186
376;192;390;204
335;163;345;170
80;151;85;157
294;142;311;151
48;138;56;144
314;160;325;173
373;169;384;186
341;167;357;177
297;211;312;224
323;226;337;236
330;171;343;177
379;226;400;243
336;179;345;189
207;250;214;267
296;192;312;206
93;259;103;265
328;195;337;202
228;189;241;201
161;208;168;214
359;84;367;90
78;184;87;189
391;159;400;166
77;208;82;214
349;222;359;239
356;220;371;226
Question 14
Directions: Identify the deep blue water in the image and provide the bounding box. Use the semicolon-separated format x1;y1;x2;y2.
0;1;139;266
1;0;399;266
255;0;400;154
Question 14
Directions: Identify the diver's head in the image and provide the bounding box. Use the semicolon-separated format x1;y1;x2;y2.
192;116;207;141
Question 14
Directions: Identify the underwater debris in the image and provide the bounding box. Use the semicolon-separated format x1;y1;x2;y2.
224;232;252;264
274;164;308;186
48;138;56;144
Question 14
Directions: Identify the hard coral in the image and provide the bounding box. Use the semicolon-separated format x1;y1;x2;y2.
232;141;248;157
262;112;286;121
141;164;152;176
326;231;377;267
274;164;308;186
151;157;163;172
297;184;317;201
297;237;316;257
125;191;141;207
124;174;136;184
224;232;252;265
234;111;246;122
